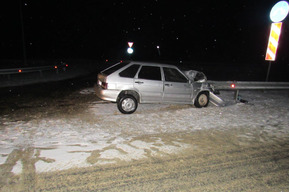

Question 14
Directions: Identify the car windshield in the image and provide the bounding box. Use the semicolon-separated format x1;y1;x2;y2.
101;62;130;75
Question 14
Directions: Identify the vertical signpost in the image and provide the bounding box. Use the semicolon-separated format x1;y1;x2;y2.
127;42;134;54
265;1;289;81
127;42;134;60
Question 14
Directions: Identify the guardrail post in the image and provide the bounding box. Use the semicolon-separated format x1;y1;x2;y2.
266;61;271;82
234;90;239;101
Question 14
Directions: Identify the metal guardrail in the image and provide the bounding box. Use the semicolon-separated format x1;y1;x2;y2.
208;81;289;90
0;63;70;88
0;66;53;74
208;80;289;102
0;63;68;75
0;60;103;88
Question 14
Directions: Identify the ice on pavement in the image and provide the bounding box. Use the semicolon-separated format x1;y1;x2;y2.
0;88;289;173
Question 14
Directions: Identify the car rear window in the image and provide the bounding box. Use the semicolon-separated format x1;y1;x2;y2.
101;62;130;75
119;64;140;78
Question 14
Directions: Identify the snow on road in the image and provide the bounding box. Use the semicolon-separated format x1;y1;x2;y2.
0;88;289;173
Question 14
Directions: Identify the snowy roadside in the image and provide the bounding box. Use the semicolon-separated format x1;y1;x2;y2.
0;88;288;173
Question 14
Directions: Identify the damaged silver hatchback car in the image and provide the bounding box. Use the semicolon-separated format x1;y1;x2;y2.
95;61;212;114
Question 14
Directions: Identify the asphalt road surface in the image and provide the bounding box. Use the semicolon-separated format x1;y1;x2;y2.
1;127;289;191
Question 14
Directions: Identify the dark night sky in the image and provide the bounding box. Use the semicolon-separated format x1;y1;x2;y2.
1;0;289;66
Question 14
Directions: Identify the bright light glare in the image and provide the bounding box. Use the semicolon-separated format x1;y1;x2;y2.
270;1;289;22
127;47;134;54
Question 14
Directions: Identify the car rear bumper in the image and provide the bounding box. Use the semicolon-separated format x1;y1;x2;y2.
94;84;120;102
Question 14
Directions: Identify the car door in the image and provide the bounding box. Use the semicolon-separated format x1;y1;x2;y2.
134;65;163;103
163;67;192;103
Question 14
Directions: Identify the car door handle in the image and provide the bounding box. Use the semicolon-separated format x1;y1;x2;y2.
135;81;144;84
165;83;173;87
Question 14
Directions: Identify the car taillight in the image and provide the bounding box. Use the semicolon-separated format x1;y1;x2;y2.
101;82;108;89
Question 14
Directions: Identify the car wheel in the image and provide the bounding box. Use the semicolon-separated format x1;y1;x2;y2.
117;95;138;114
194;92;209;108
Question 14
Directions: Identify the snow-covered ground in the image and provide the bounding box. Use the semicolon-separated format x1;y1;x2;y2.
0;88;289;174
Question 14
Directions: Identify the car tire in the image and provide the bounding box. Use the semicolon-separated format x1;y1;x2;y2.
194;92;209;108
117;95;138;114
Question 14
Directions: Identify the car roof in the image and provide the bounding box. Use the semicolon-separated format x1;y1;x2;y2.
127;61;179;68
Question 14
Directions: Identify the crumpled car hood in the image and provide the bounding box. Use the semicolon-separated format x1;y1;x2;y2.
183;70;207;82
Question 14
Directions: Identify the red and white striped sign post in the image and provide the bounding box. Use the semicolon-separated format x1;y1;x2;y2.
265;1;289;81
265;22;283;81
265;22;282;61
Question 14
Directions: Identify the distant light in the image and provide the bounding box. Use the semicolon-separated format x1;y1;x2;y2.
231;83;235;88
156;46;160;49
65;64;69;67
270;1;289;22
127;47;134;54
18;69;22;73
54;66;58;69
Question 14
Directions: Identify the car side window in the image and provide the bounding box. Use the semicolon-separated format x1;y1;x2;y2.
138;66;161;81
163;67;188;83
119;64;140;78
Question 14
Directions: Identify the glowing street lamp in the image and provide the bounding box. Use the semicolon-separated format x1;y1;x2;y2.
156;45;161;56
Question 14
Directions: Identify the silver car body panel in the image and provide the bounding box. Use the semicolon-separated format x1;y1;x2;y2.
134;78;163;103
163;81;192;103
94;85;120;102
95;61;211;104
